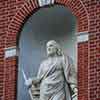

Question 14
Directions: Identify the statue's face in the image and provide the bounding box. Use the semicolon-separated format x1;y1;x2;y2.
46;42;57;56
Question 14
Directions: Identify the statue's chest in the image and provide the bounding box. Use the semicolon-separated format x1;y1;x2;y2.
43;58;62;73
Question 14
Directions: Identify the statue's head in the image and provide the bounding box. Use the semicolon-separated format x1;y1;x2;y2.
46;40;63;57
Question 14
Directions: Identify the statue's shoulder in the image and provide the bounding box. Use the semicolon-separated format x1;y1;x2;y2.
63;54;73;61
61;54;73;65
61;55;69;60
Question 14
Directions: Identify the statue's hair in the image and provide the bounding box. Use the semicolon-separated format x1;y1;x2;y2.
47;40;64;56
56;47;63;56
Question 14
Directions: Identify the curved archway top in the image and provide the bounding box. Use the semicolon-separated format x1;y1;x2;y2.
7;0;89;47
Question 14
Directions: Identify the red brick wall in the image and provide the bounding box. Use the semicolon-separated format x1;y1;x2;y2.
0;0;99;100
88;1;100;100
0;1;7;99
78;42;88;100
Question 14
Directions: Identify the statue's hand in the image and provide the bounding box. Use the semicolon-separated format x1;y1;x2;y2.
72;93;77;100
72;88;78;100
25;78;32;87
73;87;78;94
32;78;41;85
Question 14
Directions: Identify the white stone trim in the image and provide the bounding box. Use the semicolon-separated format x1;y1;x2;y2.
77;32;89;43
5;46;17;58
38;0;54;7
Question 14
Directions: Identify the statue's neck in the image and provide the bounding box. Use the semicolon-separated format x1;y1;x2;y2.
48;53;58;58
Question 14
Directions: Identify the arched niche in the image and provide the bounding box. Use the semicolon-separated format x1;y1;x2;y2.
17;5;76;100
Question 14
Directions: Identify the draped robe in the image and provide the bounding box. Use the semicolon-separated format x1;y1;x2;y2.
37;55;77;100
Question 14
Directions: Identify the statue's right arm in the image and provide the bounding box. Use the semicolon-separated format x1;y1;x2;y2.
25;62;44;87
31;62;44;85
37;61;44;79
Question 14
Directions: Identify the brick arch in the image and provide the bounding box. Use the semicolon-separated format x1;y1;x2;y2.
5;0;89;100
7;0;89;47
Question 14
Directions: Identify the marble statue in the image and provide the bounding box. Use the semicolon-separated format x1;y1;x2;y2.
25;40;78;100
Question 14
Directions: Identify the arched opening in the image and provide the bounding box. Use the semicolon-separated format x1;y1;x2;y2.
17;5;77;100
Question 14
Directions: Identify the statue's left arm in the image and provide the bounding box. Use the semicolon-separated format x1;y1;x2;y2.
62;56;78;94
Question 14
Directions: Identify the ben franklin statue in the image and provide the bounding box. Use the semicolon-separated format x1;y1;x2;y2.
25;40;77;100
